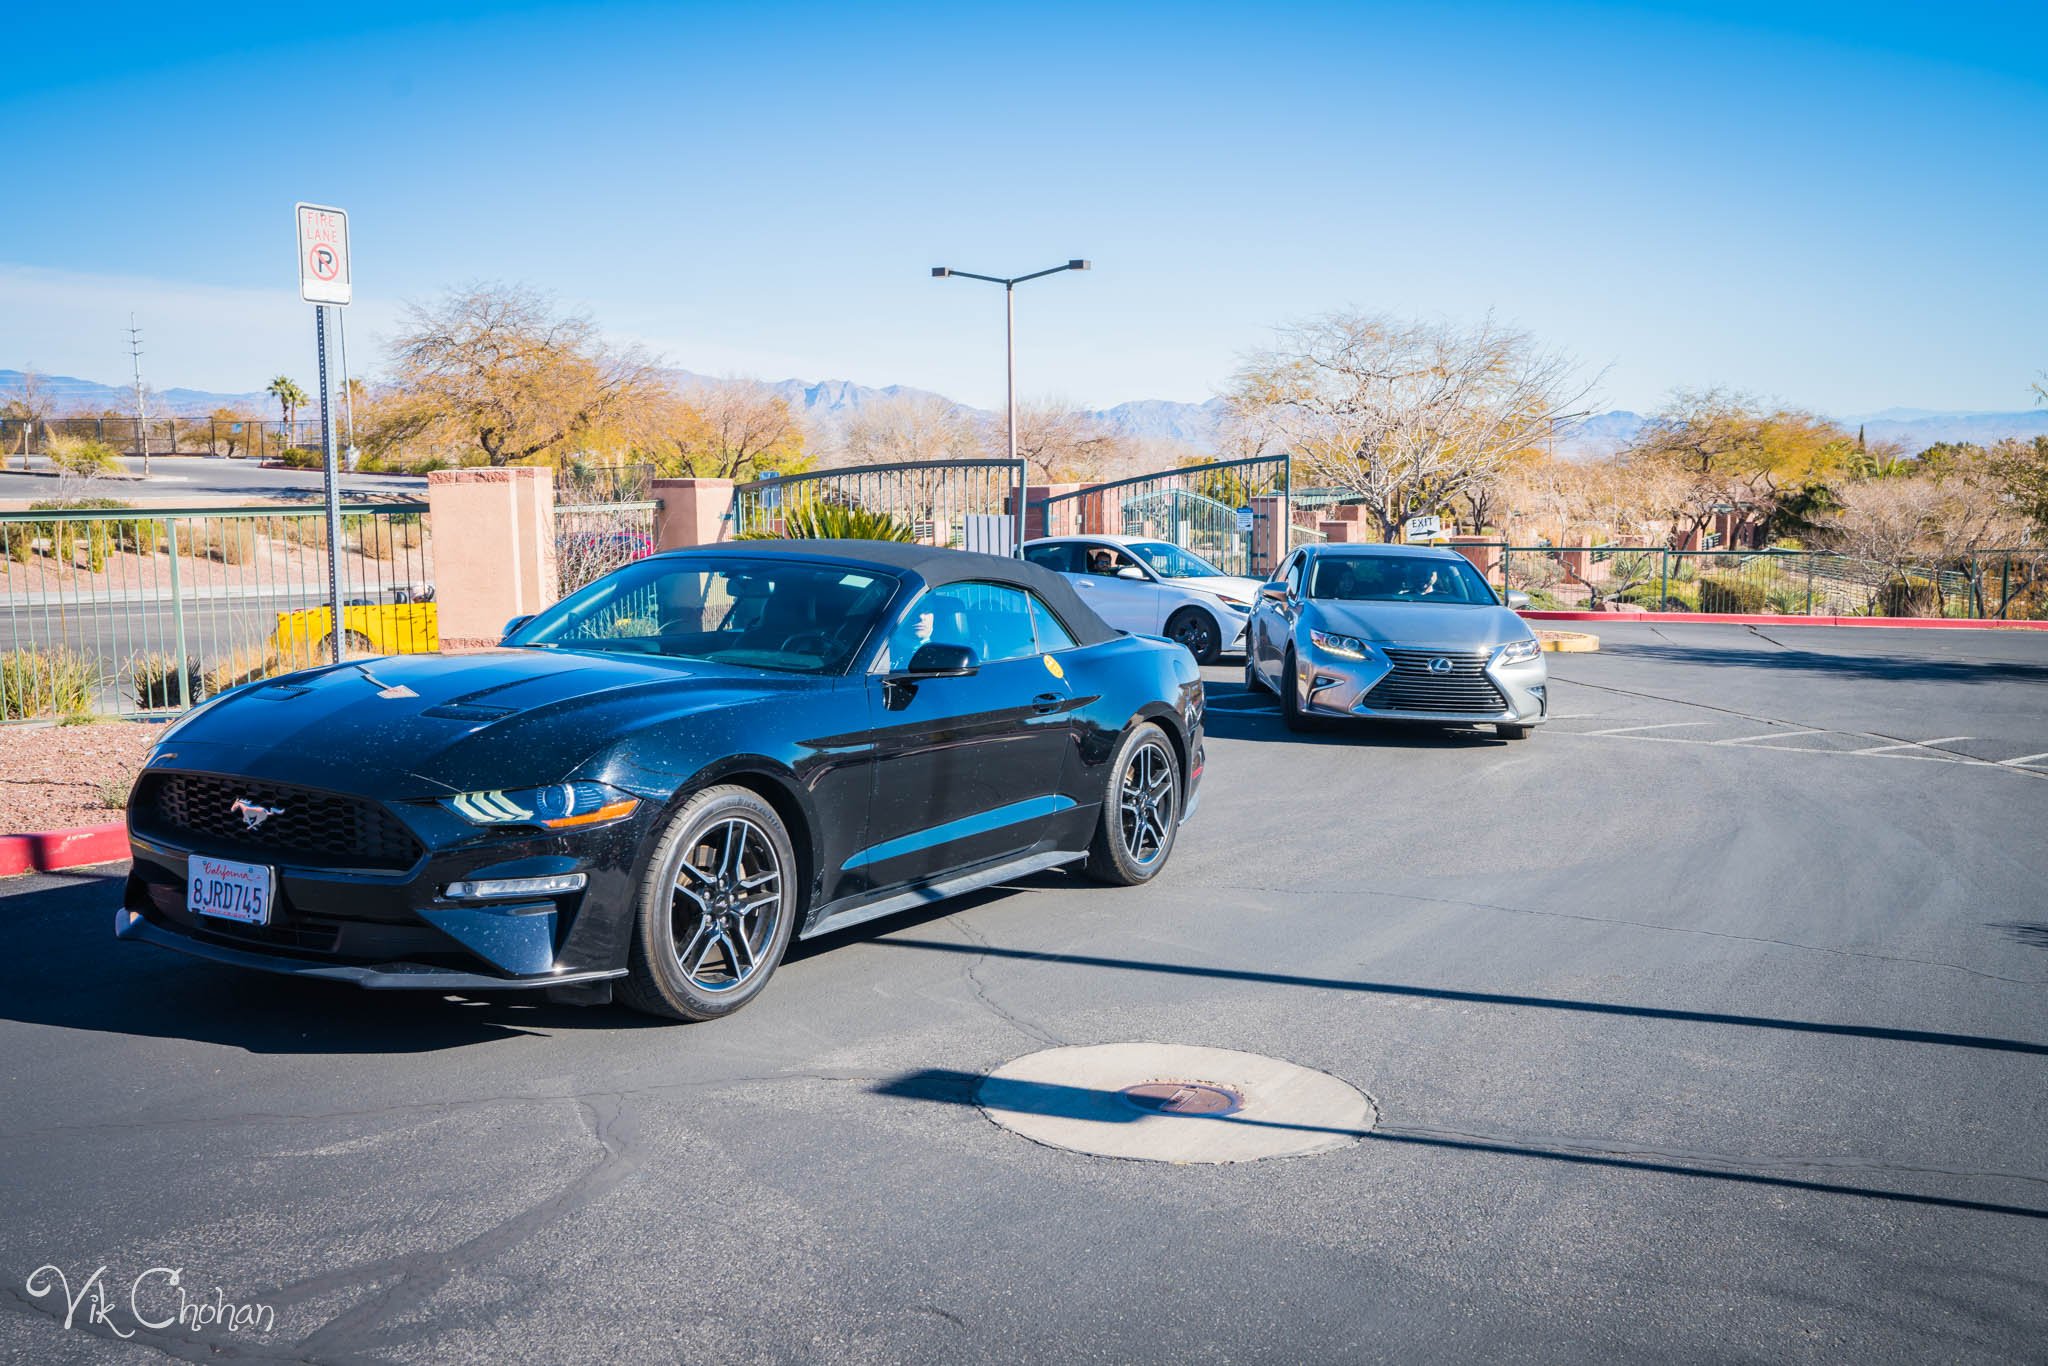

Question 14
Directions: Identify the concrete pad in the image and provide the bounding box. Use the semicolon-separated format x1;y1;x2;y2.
976;1042;1376;1164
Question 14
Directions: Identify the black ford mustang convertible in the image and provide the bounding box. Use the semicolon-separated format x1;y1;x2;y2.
117;541;1205;1020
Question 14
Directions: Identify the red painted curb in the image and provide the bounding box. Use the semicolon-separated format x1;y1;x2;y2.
1520;611;2048;630
0;822;129;877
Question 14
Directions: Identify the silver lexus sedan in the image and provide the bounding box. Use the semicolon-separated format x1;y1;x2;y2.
1244;543;1547;739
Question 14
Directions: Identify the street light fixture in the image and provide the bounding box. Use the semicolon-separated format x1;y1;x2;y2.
932;258;1091;554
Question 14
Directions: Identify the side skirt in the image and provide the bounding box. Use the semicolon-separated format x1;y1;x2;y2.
801;849;1085;941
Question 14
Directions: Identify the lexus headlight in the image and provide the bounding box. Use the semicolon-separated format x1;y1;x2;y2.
444;781;640;829
1309;629;1371;660
1495;637;1543;665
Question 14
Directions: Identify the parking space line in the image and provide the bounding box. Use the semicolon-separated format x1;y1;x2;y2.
1715;730;1826;746
1853;737;1973;755
1583;721;1713;735
1998;751;2048;768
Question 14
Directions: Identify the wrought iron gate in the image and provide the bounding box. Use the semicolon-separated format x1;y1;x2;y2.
728;459;1028;553
1031;454;1291;578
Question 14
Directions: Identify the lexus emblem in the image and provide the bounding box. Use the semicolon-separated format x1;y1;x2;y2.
1427;657;1454;675
231;798;285;831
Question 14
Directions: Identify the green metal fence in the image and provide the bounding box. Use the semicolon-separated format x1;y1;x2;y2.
1033;455;1291;578
730;459;1027;553
1489;546;2048;620
1;502;435;720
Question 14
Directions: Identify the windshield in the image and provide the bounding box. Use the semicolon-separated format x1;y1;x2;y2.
1306;554;1497;605
511;557;900;673
1124;541;1227;579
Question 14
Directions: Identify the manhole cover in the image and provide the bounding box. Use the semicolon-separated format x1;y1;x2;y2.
976;1043;1375;1164
1120;1081;1245;1117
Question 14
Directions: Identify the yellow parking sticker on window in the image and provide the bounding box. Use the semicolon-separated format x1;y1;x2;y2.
1043;654;1065;679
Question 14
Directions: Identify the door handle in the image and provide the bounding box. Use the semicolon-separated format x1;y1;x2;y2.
1031;692;1064;714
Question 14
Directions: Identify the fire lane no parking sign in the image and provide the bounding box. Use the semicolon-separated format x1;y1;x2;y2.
295;202;351;305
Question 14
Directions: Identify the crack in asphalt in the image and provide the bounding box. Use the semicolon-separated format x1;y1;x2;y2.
1207;883;2048;986
945;914;1065;1047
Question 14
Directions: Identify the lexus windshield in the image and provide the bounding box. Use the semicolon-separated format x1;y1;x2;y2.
510;558;900;673
1306;555;1497;605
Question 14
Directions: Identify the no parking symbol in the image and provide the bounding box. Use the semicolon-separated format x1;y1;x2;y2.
295;202;351;305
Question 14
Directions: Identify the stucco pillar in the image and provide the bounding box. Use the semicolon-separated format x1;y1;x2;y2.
427;466;558;649
1021;483;1079;540
653;478;736;550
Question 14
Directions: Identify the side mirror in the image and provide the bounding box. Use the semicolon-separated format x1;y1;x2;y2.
501;614;534;643
897;642;977;678
1116;566;1148;581
1259;581;1289;604
1505;590;1531;611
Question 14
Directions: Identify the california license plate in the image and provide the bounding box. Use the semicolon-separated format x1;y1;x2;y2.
188;856;273;926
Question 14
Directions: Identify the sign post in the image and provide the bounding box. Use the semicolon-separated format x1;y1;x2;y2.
295;203;351;665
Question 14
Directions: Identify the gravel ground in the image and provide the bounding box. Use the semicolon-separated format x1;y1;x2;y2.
0;720;155;832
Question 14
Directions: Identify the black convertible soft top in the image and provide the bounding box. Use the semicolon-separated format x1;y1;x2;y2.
652;539;1118;647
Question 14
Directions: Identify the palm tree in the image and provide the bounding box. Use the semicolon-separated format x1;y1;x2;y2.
265;375;310;441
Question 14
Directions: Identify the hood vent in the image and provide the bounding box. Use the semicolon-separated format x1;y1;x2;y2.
422;703;519;722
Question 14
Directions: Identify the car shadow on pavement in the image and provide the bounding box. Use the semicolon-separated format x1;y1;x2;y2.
1201;685;1513;749
0;869;673;1054
1988;921;2048;950
868;937;2048;1058
871;1067;2048;1221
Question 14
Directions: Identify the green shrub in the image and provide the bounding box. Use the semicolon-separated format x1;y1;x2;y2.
739;502;917;542
1698;574;1768;613
279;446;324;469
1764;584;1812;616
1879;575;1935;617
44;435;122;478
132;653;206;710
1612;580;1700;611
0;648;103;719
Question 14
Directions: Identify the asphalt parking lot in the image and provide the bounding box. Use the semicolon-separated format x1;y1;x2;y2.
2;623;2044;1363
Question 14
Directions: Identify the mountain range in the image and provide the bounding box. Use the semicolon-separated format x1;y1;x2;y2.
3;368;2041;456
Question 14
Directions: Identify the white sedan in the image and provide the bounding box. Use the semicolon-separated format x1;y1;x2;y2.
1022;535;1257;663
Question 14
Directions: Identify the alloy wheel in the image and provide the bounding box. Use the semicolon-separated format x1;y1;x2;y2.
1118;738;1177;867
1169;612;1217;662
671;816;783;993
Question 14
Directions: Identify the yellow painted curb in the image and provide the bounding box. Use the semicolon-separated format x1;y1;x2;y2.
1536;629;1599;653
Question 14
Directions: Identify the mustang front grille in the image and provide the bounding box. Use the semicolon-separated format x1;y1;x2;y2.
132;773;424;871
1360;649;1508;714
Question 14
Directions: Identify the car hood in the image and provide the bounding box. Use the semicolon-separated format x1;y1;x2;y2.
1306;600;1529;651
150;648;829;797
1167;575;1265;606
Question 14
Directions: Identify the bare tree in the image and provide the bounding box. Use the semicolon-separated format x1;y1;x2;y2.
2;366;54;469
1625;389;1854;546
1226;312;1589;542
1824;461;2023;616
385;283;663;466
642;380;810;481
838;395;985;466
1002;399;1126;482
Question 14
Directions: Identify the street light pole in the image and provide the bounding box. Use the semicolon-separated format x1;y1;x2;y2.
933;259;1089;554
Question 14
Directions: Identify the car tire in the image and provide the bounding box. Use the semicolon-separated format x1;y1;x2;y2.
1244;651;1268;694
1165;608;1221;664
1085;721;1182;886
1496;723;1533;741
620;784;799;1022
1281;647;1318;733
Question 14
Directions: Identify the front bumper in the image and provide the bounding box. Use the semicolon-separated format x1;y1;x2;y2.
117;779;655;989
1295;643;1548;725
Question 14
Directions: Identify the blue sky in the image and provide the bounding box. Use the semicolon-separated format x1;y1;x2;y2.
1;1;2042;416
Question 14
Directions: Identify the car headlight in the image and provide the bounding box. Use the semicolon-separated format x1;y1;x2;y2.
1495;637;1543;665
443;781;640;829
1309;629;1371;660
1211;593;1252;612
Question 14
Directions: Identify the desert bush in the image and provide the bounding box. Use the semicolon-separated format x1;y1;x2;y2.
132;653;206;710
1697;574;1769;613
1764;584;1812;615
1612;580;1701;611
1878;575;1935;617
196;518;260;564
44;434;122;478
0;648;103;719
